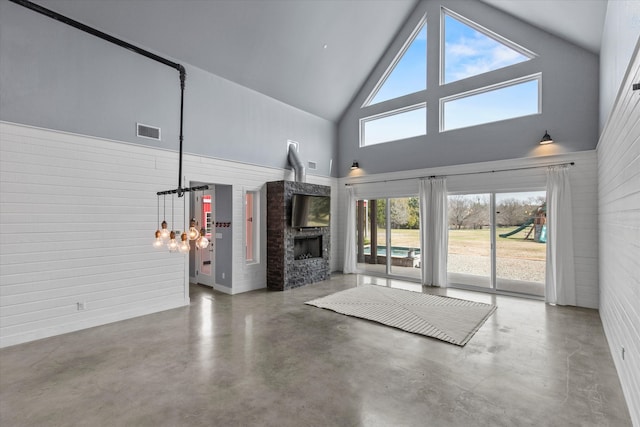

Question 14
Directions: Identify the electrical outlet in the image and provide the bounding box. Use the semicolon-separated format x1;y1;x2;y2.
77;302;86;311
222;272;225;279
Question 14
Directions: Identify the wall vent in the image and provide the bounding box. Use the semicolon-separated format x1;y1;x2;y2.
308;161;317;170
137;123;161;140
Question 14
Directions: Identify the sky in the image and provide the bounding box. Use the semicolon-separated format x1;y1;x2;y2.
368;23;427;106
443;13;530;84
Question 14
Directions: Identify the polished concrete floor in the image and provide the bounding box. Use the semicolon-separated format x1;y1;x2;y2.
0;274;631;426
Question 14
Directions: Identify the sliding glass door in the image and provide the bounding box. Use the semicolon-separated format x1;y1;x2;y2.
356;197;420;280
447;191;546;297
495;191;546;296
447;194;491;288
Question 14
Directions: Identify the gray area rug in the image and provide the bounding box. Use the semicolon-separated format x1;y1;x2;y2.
305;285;496;346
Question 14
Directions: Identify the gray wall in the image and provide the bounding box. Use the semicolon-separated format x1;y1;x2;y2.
214;185;232;288
599;0;640;130
337;0;600;177
0;0;336;176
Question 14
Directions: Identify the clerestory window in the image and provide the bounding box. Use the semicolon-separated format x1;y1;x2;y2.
441;74;541;132
363;17;427;107
358;6;540;146
360;104;426;147
441;8;535;85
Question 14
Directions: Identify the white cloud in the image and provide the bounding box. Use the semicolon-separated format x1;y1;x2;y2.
445;32;528;82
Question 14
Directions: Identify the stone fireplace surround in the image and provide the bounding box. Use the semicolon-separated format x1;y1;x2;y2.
266;180;330;291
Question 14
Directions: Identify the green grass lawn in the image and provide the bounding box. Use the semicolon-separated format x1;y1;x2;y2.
371;226;545;261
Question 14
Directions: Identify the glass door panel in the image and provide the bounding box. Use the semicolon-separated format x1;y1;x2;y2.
496;191;546;296
388;197;421;279
356;199;389;277
447;194;491;288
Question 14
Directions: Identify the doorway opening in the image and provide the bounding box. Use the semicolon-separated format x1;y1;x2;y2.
190;185;215;288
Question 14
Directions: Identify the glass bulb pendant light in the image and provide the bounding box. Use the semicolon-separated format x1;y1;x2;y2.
160;220;170;241
153;230;164;248
187;218;200;240
195;227;209;249
178;232;190;253
167;230;179;252
160;195;170;240
153;195;164;248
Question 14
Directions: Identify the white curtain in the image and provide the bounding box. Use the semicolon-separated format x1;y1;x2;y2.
545;165;576;305
343;186;357;274
420;177;448;287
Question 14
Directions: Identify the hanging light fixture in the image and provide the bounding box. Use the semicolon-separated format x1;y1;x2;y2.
159;195;170;241
187;218;200;240
178;232;190;253
153;196;164;248
195;188;210;249
178;194;190;253
7;0;209;256
196;229;209;250
167;231;179;252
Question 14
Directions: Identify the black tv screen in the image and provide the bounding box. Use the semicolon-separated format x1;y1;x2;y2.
291;194;330;228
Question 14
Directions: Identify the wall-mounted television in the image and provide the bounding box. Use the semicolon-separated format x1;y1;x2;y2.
291;194;330;228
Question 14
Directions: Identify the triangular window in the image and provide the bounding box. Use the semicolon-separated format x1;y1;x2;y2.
442;9;535;84
363;17;427;107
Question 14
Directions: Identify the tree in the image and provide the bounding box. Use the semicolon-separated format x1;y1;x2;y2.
390;198;410;228
448;195;473;229
407;197;419;229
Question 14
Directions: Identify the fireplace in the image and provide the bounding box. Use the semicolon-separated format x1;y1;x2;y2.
266;180;331;291
294;236;322;260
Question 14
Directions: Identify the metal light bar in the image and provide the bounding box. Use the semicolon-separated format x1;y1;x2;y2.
157;185;209;196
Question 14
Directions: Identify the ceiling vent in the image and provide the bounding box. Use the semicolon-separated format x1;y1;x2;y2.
137;123;161;141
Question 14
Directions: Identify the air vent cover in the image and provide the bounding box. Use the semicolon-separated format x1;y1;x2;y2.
308;161;317;170
137;123;161;140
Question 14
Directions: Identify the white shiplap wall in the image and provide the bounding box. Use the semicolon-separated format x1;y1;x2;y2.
0;122;338;347
338;150;599;309
597;44;640;426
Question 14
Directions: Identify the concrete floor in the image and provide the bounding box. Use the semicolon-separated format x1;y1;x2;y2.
0;274;631;426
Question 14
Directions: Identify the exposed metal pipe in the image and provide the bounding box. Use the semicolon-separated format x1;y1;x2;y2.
10;0;194;196
287;145;306;183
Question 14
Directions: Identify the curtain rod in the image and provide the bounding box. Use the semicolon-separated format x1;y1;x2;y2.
10;0;191;196
345;161;575;186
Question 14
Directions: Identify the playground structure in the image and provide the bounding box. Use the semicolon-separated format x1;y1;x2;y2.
499;203;547;243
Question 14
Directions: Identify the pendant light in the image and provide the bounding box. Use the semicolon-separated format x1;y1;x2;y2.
153;196;164;248
159;195;170;241
196;230;209;250
178;194;190;253
167;231;178;252
187;218;200;240
178;232;190;253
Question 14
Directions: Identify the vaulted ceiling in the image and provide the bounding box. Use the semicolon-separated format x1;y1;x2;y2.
31;0;607;122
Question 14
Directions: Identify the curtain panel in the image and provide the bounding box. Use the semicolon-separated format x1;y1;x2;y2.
343;186;357;274
545;165;576;305
420;177;448;287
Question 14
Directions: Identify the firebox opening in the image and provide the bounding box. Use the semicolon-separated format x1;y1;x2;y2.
294;236;322;260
